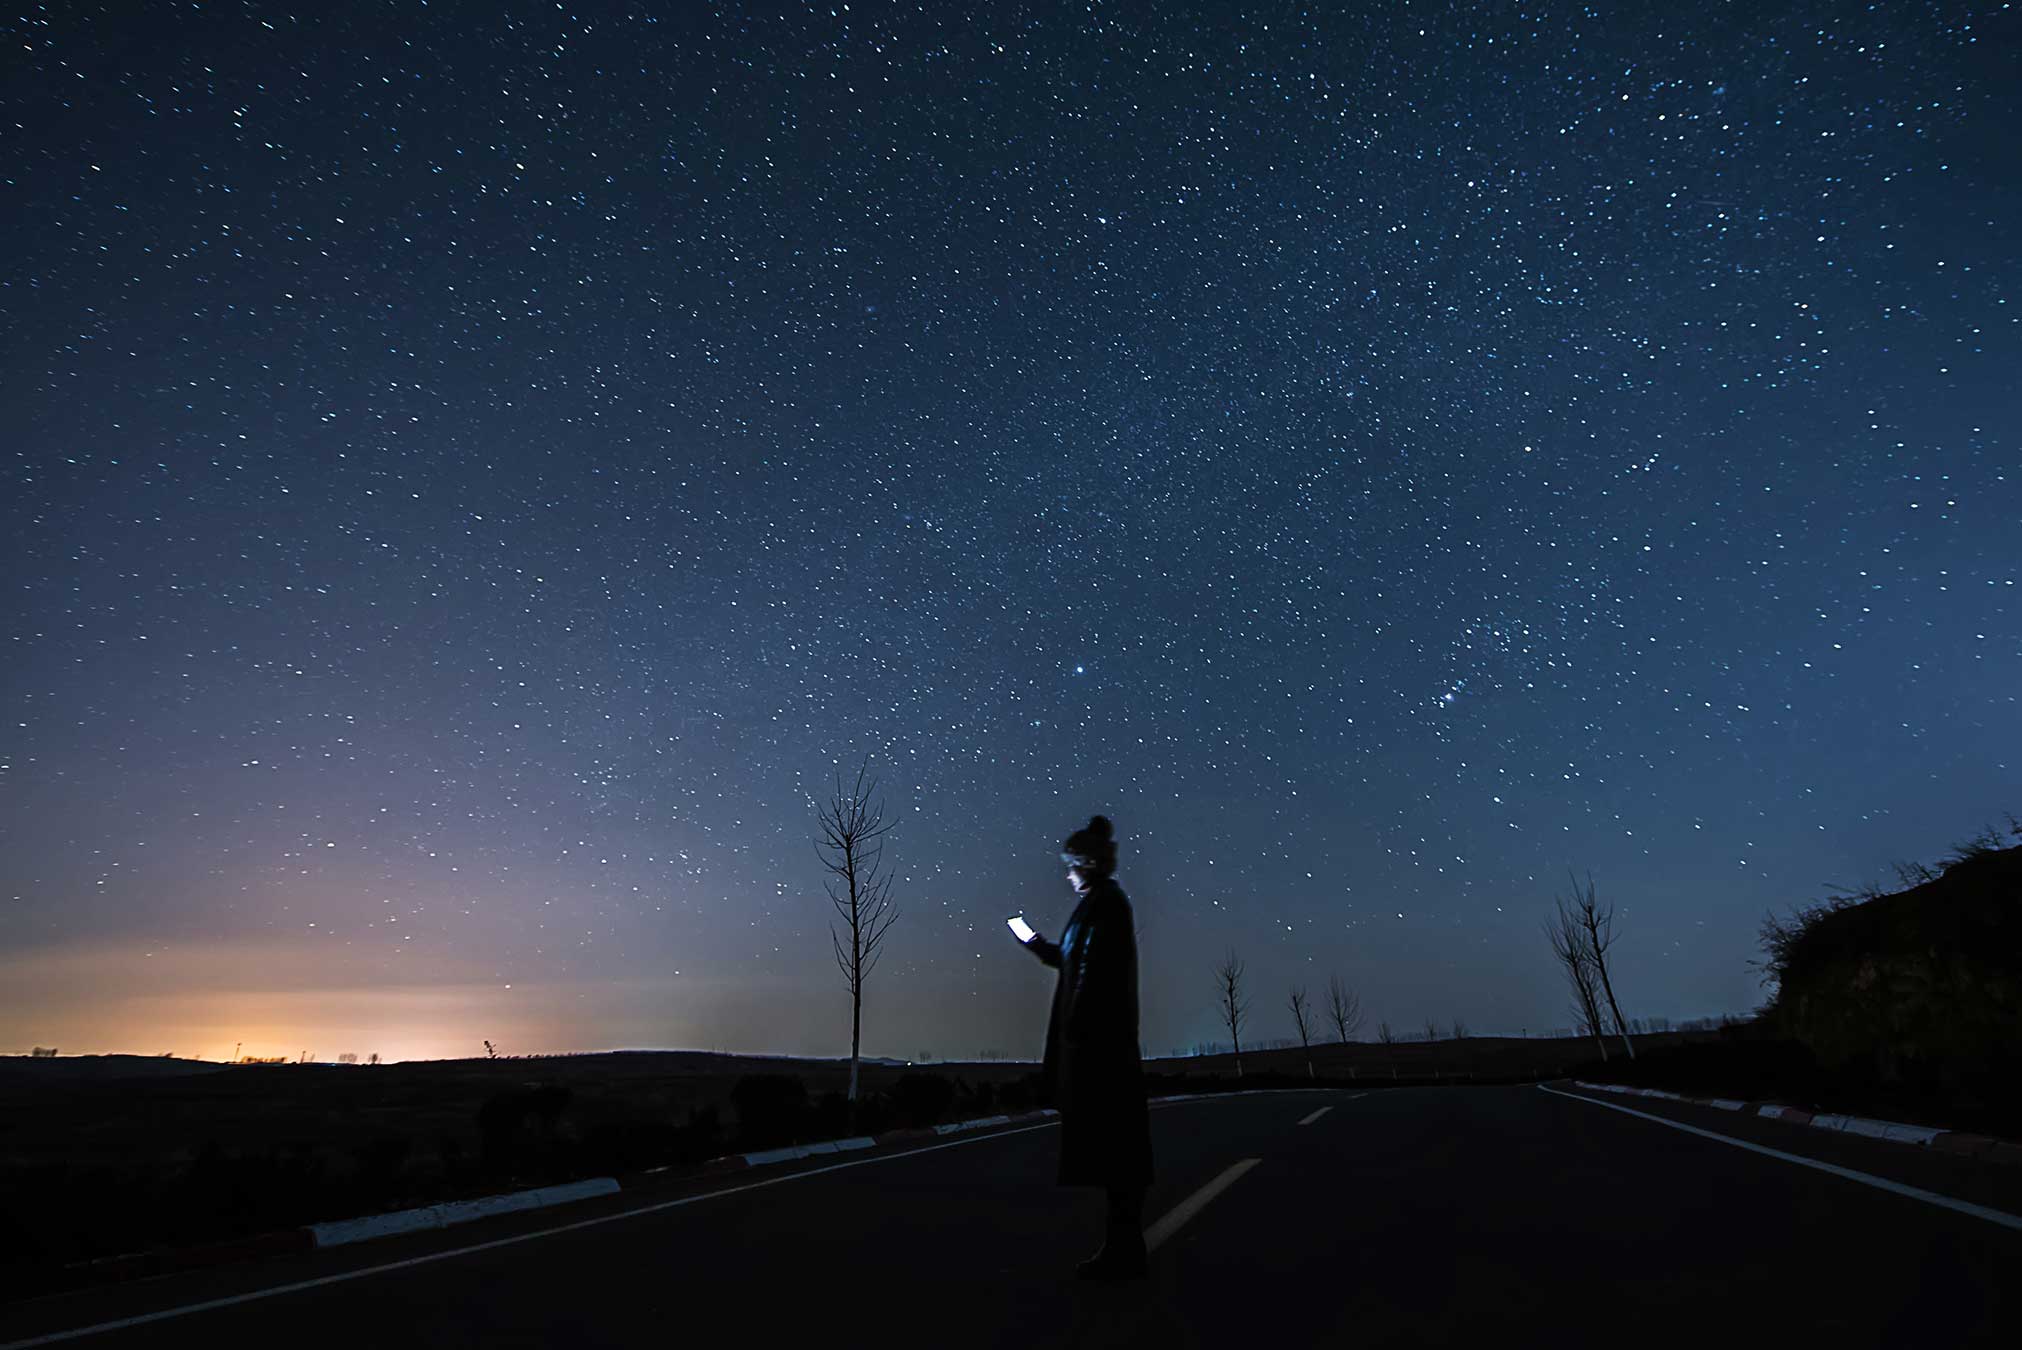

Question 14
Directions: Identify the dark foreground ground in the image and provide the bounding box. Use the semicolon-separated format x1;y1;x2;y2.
3;1033;1712;1276
3;1082;2016;1349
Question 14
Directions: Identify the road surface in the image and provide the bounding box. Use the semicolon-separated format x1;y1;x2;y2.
4;1084;2018;1347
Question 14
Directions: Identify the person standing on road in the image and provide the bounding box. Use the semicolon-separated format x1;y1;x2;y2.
1017;814;1154;1280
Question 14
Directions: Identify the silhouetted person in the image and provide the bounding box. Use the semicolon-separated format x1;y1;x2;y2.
1019;814;1154;1280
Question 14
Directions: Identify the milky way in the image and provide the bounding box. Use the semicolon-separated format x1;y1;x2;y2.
3;3;2015;1062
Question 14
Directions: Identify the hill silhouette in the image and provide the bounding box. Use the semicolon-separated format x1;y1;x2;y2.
1768;838;2021;1103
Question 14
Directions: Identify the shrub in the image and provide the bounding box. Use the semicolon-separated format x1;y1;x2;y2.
997;1073;1046;1113
579;1118;686;1174
352;1135;413;1196
889;1073;956;1128
961;1078;998;1114
683;1104;723;1160
729;1074;809;1147
811;1091;853;1140
477;1084;573;1171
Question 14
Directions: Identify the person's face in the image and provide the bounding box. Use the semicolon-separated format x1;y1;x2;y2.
1066;866;1090;895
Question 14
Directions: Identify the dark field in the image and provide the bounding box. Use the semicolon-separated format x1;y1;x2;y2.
0;1030;1707;1292
11;1019;1998;1296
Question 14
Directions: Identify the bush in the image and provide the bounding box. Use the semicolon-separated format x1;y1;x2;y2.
954;1077;997;1115
997;1073;1047;1113
579;1119;685;1174
729;1074;809;1148
889;1073;956;1128
811;1091;853;1140
476;1083;573;1172
352;1135;413;1197
681;1105;724;1161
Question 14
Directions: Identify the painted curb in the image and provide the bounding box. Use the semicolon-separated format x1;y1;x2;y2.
704;1109;1062;1173
307;1176;622;1248
57;1227;315;1288
1931;1132;1999;1159
737;1136;878;1167
1149;1087;1359;1105
702;1090;1334;1178
1810;1113;1944;1145
1568;1081;2017;1162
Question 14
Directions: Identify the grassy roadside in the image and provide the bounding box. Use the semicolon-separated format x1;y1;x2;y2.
1570;1022;2022;1140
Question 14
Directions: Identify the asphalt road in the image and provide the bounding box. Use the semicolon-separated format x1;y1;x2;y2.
5;1084;2018;1348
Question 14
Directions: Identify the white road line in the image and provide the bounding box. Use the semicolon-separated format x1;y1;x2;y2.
1538;1084;2022;1233
1297;1106;1332;1126
1143;1158;1261;1252
0;1121;1065;1350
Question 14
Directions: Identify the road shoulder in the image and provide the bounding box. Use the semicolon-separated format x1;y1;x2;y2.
1544;1081;2022;1220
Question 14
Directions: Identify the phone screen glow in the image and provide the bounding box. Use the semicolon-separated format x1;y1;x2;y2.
1006;915;1037;944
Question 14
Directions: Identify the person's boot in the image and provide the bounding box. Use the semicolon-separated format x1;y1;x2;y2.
1075;1240;1148;1280
1077;1185;1148;1280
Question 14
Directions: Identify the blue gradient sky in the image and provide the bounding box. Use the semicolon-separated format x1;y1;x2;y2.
3;2;2015;1062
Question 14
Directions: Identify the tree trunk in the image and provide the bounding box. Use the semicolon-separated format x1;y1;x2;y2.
1233;1032;1243;1078
1583;996;1611;1062
849;988;861;1104
1576;963;1610;1061
1596;961;1636;1059
845;889;861;1099
848;896;863;1102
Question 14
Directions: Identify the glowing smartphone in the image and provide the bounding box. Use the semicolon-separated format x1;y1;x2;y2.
1006;914;1037;944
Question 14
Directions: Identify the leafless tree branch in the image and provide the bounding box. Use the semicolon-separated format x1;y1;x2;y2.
815;759;902;1104
1565;870;1635;1059
1213;950;1248;1078
1288;985;1316;1078
1324;974;1363;1043
1545;895;1610;1062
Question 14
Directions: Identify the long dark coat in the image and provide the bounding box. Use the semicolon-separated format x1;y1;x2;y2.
1031;876;1153;1188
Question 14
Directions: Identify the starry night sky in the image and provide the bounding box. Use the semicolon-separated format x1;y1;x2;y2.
3;3;2016;1063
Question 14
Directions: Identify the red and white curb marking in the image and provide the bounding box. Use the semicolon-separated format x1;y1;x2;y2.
1569;1080;2019;1161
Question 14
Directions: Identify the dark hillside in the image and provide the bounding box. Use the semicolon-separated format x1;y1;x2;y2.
1769;842;2021;1098
1588;841;2022;1136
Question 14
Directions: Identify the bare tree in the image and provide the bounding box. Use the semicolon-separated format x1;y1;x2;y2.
1566;872;1635;1059
1213;950;1249;1078
1546;897;1610;1062
1288;986;1316;1079
1324;975;1363;1043
1451;1019;1468;1040
817;761;901;1107
1422;1018;1440;1044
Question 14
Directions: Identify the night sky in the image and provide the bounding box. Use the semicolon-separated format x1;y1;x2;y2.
3;3;2016;1064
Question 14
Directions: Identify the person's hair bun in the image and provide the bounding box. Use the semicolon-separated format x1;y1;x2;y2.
1061;814;1119;874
